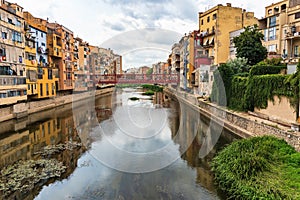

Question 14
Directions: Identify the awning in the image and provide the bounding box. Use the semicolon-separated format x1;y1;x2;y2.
192;68;200;73
210;37;214;45
205;38;209;46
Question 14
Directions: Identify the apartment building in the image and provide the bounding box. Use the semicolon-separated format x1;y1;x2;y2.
89;47;122;86
229;28;245;59
46;23;74;92
259;0;288;59
24;12;56;99
171;43;180;73
258;0;300;72
74;37;91;92
199;3;258;65
0;1;26;106
282;0;300;66
179;35;189;90
46;22;62;93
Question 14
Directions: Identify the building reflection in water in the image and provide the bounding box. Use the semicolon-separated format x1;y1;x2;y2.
168;100;240;193
0;94;113;200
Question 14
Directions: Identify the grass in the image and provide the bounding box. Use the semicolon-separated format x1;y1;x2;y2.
211;135;300;199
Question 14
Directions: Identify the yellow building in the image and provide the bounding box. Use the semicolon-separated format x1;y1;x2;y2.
199;3;258;65
24;12;57;99
0;1;27;106
258;0;300;68
259;0;288;59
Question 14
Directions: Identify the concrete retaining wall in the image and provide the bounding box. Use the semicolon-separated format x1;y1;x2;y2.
165;87;300;151
0;87;113;122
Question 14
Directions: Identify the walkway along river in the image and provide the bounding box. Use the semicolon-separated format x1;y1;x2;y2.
0;87;240;199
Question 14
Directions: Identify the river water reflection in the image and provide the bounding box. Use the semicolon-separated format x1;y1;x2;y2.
0;88;239;200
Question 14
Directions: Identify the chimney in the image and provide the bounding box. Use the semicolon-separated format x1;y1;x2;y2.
226;3;231;7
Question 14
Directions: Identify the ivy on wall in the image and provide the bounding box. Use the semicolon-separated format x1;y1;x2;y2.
211;64;299;120
228;76;248;110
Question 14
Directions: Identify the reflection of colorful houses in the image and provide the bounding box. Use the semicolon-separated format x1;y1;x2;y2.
0;130;30;168
29;118;62;154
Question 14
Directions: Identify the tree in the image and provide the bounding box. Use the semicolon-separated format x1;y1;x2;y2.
226;57;250;74
233;25;267;66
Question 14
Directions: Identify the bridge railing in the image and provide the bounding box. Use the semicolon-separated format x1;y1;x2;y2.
98;73;179;84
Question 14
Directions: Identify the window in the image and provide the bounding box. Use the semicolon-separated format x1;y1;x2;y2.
268;9;272;15
264;29;268;41
268;44;276;52
207;16;210;23
1;32;7;39
201;19;203;25
48;69;53;79
0;48;6;57
8;18;13;24
16;19;21;27
268;27;276;40
294;46;299;57
42;42;45;46
12;31;22;42
46;83;49;95
19;56;22;63
269;16;276;27
52;83;55;95
295;12;300;19
41;32;43;38
213;13;217;20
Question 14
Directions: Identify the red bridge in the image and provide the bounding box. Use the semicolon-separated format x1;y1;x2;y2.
98;73;179;84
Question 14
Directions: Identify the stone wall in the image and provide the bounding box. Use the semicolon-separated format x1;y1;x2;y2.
0;87;113;122
165;87;300;151
254;96;296;126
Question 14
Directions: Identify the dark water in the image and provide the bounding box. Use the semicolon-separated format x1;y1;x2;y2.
0;88;239;200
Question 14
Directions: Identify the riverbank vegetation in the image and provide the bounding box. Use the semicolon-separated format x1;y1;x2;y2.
142;90;155;96
141;84;163;92
210;58;300;118
211;136;300;199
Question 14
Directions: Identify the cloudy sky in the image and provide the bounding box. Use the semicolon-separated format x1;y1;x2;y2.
16;0;276;69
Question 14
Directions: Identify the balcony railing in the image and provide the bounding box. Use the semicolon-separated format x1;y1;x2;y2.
0;76;26;85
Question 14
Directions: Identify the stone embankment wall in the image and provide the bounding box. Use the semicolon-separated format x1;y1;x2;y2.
165;87;300;151
0;88;113;122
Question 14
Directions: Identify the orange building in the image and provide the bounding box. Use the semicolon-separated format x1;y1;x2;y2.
46;23;74;93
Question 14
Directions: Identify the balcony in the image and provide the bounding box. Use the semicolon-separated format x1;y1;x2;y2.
0;76;26;86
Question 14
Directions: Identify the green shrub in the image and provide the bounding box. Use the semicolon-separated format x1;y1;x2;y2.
211;136;300;199
249;65;286;76
141;84;163;92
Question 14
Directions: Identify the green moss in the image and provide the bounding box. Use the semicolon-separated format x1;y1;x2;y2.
129;97;139;101
142;90;155;96
211;136;300;199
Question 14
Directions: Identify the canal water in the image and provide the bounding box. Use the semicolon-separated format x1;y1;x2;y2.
0;88;239;200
